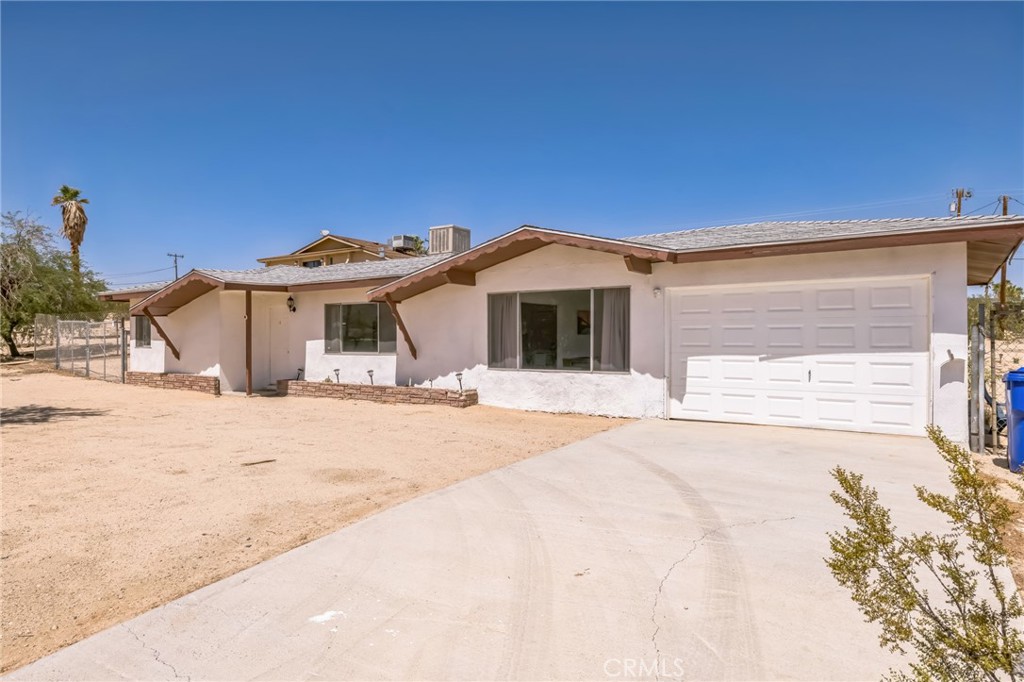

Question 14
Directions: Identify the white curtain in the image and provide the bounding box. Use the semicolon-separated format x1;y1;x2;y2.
488;293;518;368
597;288;629;372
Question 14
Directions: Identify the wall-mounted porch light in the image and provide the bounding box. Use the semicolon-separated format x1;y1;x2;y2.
287;296;297;313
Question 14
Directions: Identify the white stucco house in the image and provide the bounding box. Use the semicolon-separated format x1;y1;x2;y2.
101;216;1024;443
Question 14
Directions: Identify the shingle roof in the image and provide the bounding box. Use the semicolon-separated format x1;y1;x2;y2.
195;253;450;286
99;281;173;296
623;215;1024;252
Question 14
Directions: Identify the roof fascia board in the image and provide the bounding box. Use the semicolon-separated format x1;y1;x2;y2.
128;271;225;315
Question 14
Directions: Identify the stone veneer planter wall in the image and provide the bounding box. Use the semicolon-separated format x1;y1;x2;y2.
126;372;221;396
276;380;478;408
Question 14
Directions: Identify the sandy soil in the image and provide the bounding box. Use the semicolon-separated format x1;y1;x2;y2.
974;449;1024;591
0;366;627;673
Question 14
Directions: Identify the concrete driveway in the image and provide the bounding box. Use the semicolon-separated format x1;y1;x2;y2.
10;420;950;681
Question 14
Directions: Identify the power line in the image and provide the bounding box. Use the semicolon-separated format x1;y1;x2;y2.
101;265;174;278
962;199;999;216
100;279;171;288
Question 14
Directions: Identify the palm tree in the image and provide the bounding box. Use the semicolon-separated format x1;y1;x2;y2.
51;185;89;273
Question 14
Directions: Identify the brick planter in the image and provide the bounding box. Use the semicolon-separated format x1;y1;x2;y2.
126;372;221;396
276;379;478;408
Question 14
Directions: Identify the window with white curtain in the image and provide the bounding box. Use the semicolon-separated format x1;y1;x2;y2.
487;288;629;372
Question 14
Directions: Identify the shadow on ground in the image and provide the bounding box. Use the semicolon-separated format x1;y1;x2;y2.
2;404;109;426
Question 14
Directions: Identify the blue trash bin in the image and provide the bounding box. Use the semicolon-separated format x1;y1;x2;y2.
1005;368;1024;472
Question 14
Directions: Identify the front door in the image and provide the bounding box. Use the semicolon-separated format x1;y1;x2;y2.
269;307;293;386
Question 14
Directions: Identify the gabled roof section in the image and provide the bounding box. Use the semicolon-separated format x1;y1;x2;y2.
368;226;676;302
257;233;414;263
129;256;447;315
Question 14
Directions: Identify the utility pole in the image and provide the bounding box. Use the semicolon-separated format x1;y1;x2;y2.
951;188;973;216
167;252;184;279
999;196;1012;307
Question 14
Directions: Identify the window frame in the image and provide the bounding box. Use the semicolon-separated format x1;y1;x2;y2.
487;286;630;374
323;302;397;355
133;315;152;348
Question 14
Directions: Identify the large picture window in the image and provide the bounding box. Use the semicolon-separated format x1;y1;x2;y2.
325;303;396;354
487;288;629;372
133;315;152;348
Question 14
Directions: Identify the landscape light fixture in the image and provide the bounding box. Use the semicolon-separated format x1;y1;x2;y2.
287;296;296;313
333;369;340;383
367;369;374;385
455;372;464;393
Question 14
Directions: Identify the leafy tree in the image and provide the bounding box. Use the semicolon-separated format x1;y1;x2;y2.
50;184;89;273
970;283;1024;340
0;212;109;357
408;235;429;256
827;426;1024;681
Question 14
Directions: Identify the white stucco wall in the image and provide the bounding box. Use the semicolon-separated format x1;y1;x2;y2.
163;290;222;379
130;335;166;373
393;242;968;441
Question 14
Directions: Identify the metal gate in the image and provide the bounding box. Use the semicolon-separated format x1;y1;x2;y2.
50;317;128;383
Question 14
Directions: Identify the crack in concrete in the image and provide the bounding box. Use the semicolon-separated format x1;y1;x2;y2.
648;515;796;680
122;623;191;681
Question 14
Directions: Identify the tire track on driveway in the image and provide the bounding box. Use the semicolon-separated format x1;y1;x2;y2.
615;446;771;681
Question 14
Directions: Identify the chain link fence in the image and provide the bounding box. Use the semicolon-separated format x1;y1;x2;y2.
973;302;1024;451
32;313;128;383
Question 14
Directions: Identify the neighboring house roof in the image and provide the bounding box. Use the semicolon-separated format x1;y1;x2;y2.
129;255;448;315
98;281;173;302
369;215;1024;302
257;234;414;263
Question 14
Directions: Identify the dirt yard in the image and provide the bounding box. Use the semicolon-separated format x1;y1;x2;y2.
0;365;627;673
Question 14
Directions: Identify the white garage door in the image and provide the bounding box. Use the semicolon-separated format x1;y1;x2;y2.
668;278;930;435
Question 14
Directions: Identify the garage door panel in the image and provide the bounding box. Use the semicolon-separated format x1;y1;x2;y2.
669;278;930;435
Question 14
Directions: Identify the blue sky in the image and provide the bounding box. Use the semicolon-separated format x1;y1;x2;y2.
2;1;1022;287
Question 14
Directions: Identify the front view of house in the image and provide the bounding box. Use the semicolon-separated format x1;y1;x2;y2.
103;216;1024;443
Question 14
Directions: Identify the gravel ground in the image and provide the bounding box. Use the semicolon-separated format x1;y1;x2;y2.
0;365;627;673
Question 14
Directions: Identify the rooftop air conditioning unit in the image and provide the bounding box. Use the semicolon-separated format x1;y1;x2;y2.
391;235;418;253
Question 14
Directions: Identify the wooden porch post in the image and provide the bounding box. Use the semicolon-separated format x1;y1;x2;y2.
245;289;253;396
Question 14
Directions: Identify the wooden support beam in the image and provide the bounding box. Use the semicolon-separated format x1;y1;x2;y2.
623;255;653;275
143;308;180;360
442;268;476;286
245;289;253;396
384;294;417;360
